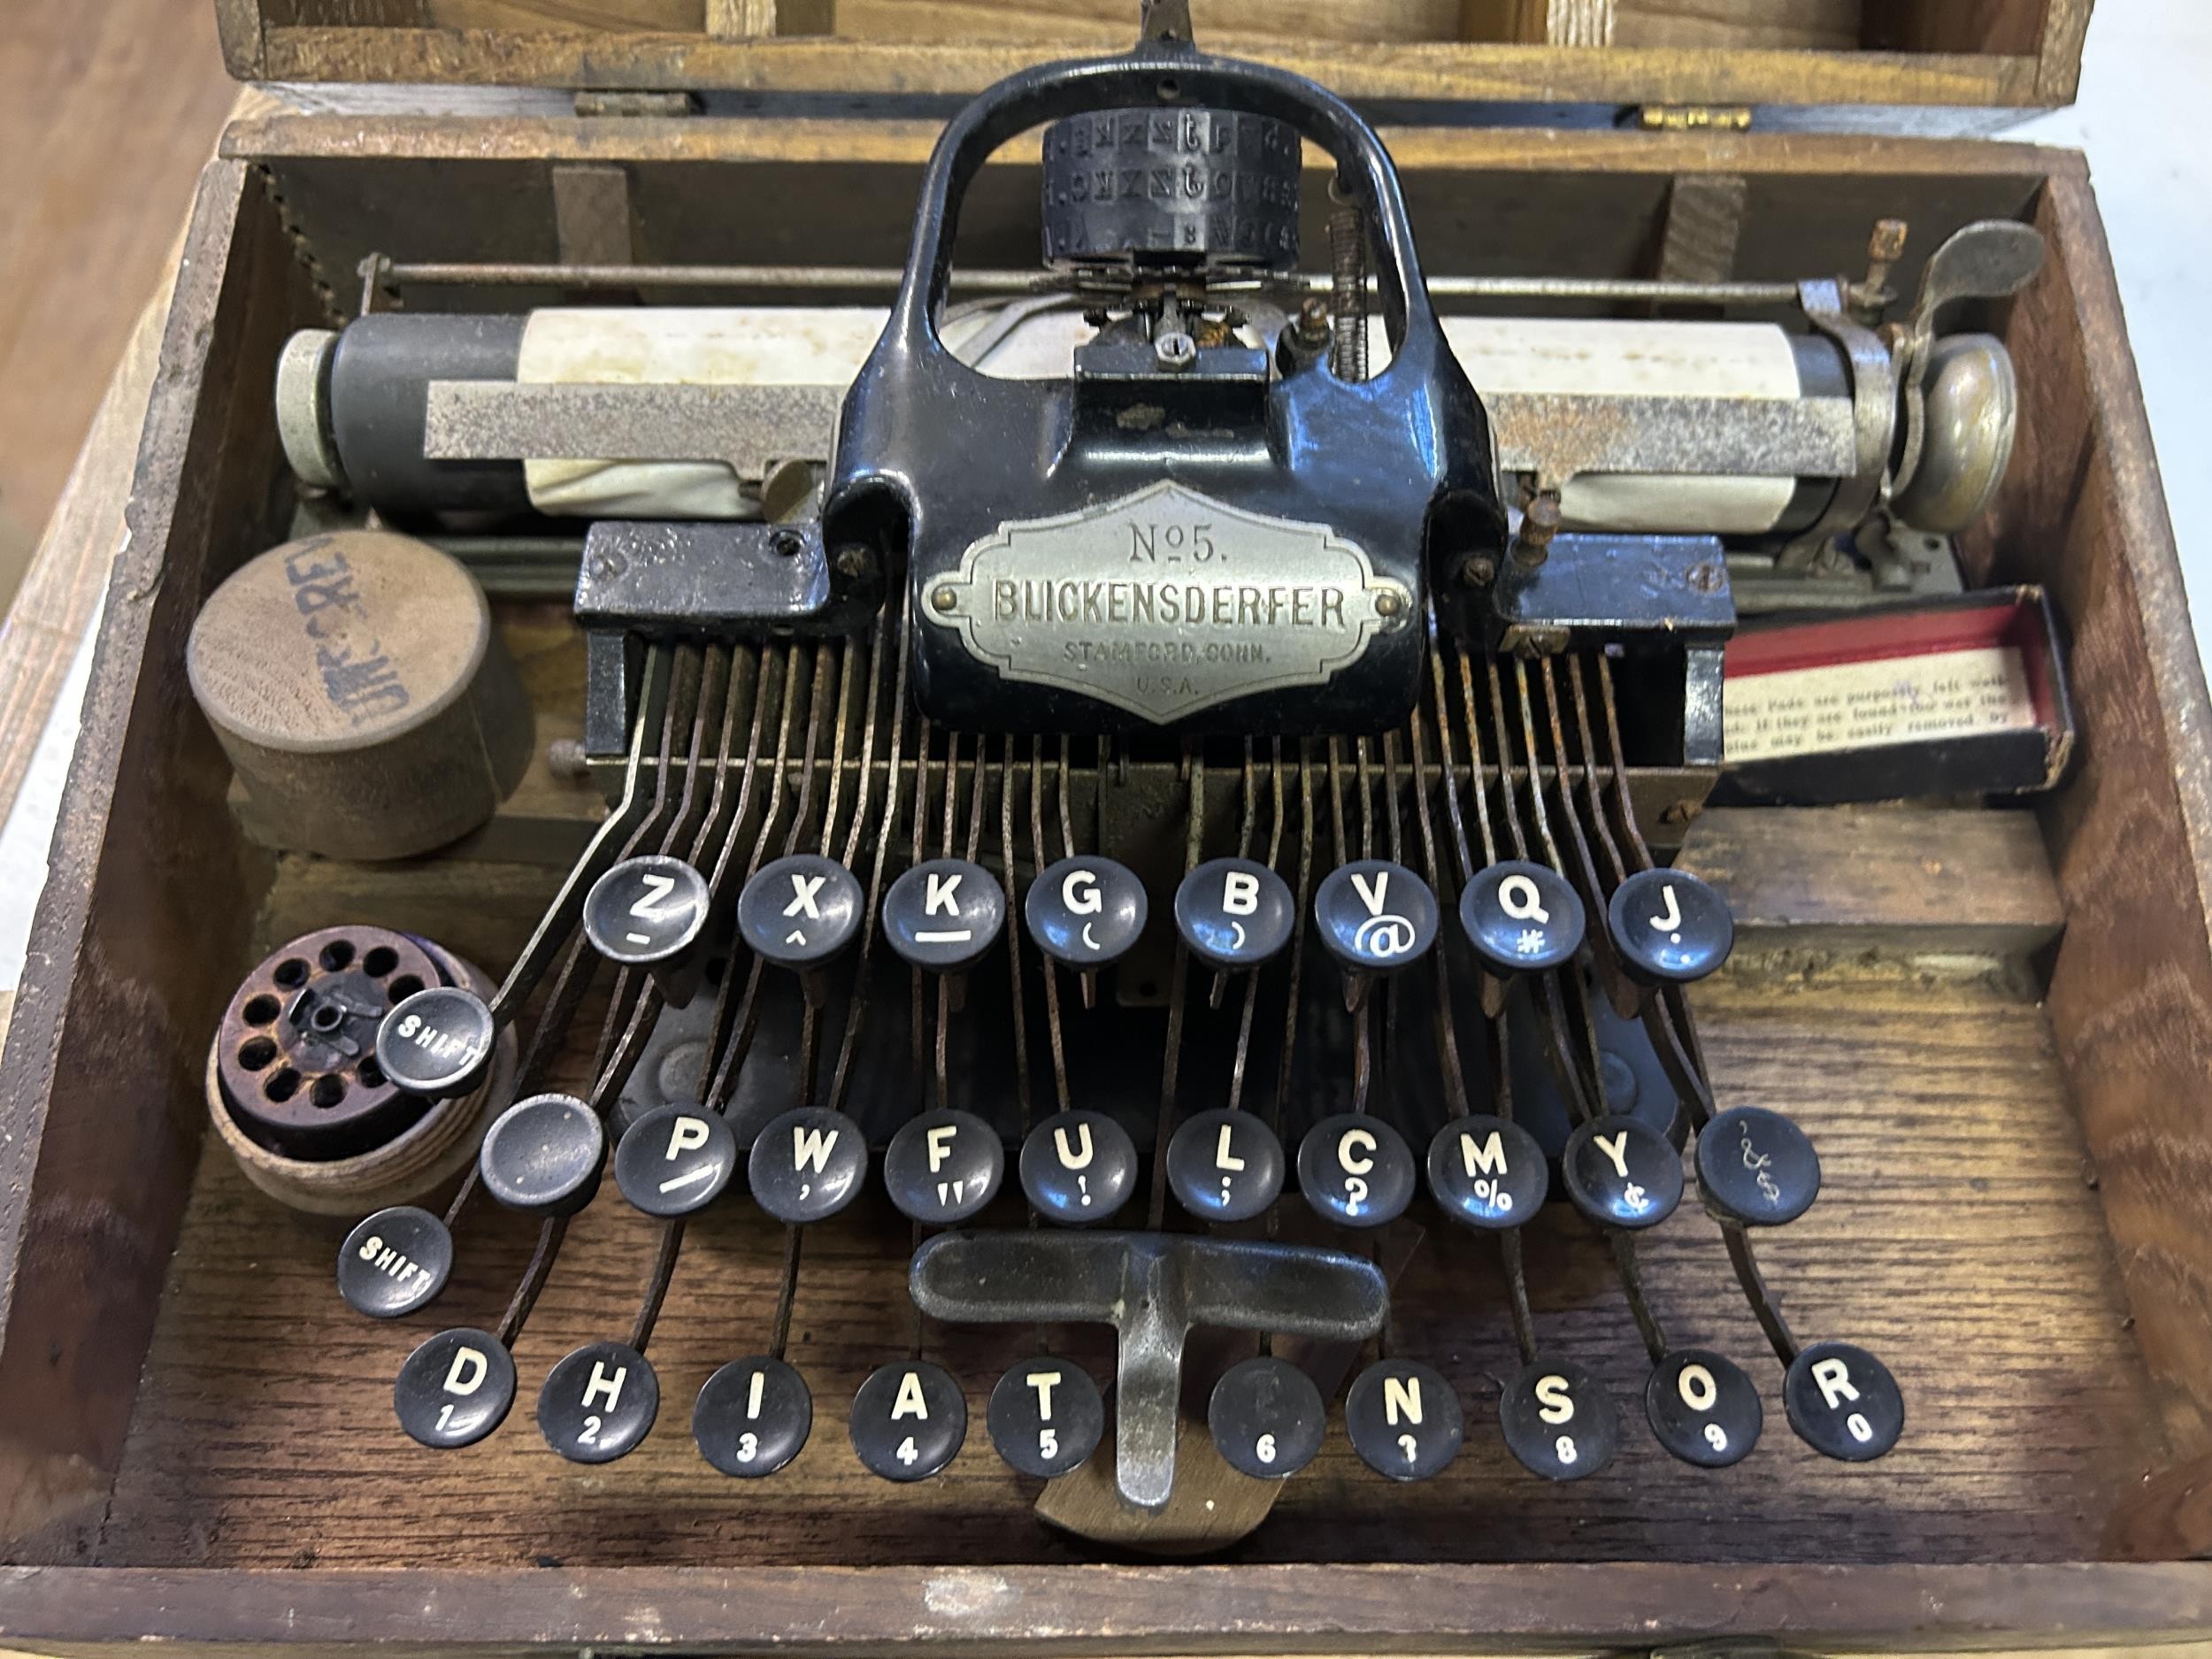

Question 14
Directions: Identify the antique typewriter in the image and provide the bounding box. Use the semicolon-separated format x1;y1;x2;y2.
200;1;2065;1548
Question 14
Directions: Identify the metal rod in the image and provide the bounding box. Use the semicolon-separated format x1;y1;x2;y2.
495;1217;569;1348
768;1225;804;1360
828;598;914;1118
1030;734;1072;1121
1408;700;1471;1120
1148;745;1202;1230
626;1221;687;1354
1271;741;1317;1138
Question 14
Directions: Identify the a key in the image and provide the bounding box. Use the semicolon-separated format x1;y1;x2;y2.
583;854;712;1008
1208;1355;1327;1479
1313;858;1439;977
1608;867;1734;987
1296;1111;1416;1228
1345;1358;1463;1481
1499;1356;1618;1481
883;1108;1004;1225
1645;1348;1763;1468
1173;856;1295;971
539;1340;659;1463
986;1358;1104;1478
1025;855;1148;971
393;1326;516;1449
850;1360;967;1480
1784;1340;1903;1461
1695;1105;1821;1226
1166;1107;1285;1222
338;1205;453;1319
749;1104;868;1224
1458;859;1584;978
884;856;1005;974
694;1356;812;1478
375;982;496;1100
1425;1115;1548;1230
613;1103;737;1218
1561;1113;1683;1230
1020;1110;1139;1225
479;1092;607;1216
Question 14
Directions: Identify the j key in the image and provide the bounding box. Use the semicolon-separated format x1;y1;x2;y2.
1695;1105;1821;1226
540;1340;659;1463
1025;856;1148;970
1174;856;1295;971
614;1104;738;1218
338;1204;452;1319
1645;1349;1762;1468
394;1325;515;1449
884;1108;1004;1225
695;1356;811;1478
1297;1112;1415;1228
375;983;496;1099
987;1359;1104;1478
1020;1110;1138;1225
1425;1115;1547;1230
479;1093;606;1217
1166;1108;1285;1223
583;854;710;1007
749;1106;868;1224
1209;1356;1327;1479
851;1360;966;1480
1345;1358;1463;1481
1608;867;1733;986
1784;1340;1903;1461
1313;859;1439;977
737;854;864;972
1459;860;1585;977
1500;1356;1618;1480
884;857;1004;974
1562;1114;1684;1231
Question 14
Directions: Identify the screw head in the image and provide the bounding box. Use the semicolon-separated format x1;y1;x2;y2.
1461;556;1496;588
833;543;876;583
1373;588;1404;619
931;584;959;613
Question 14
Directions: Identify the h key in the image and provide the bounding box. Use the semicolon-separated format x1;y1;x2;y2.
910;1230;1386;1510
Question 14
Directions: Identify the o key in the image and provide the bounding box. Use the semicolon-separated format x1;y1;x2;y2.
1644;1348;1762;1468
987;1359;1104;1479
694;1355;811;1478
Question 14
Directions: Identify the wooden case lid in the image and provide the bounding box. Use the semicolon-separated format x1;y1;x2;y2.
217;0;2092;111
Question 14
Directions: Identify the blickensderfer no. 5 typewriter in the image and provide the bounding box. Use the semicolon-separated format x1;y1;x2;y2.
194;0;2070;1550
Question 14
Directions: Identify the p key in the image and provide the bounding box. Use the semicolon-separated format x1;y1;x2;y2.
614;1104;737;1218
695;1356;811;1478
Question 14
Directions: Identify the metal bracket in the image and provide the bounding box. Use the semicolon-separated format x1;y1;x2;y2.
575;519;878;636
911;1230;1387;1510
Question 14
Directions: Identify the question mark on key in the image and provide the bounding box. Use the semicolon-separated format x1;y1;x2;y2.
1345;1175;1369;1217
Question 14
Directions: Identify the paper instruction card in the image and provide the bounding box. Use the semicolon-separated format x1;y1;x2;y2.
1724;644;2037;764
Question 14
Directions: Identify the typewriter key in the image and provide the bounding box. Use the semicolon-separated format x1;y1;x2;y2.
1696;1106;1821;1226
394;1326;514;1449
1425;1116;1547;1230
1173;857;1295;970
583;855;710;1006
884;857;1005;973
1645;1349;1762;1468
480;1093;606;1216
1460;859;1584;976
987;1359;1104;1478
695;1356;811;1477
850;1361;966;1480
614;1104;737;1218
1608;867;1733;986
539;1340;659;1463
1208;1356;1326;1479
1296;1113;1415;1228
1784;1340;1903;1462
1346;1359;1463;1481
1314;859;1440;976
1025;856;1148;969
749;1107;868;1224
338;1204;452;1318
1500;1356;1618;1480
884;1109;1003;1225
1562;1114;1684;1231
1019;1110;1138;1224
738;854;864;969
1166;1108;1285;1222
376;982;496;1100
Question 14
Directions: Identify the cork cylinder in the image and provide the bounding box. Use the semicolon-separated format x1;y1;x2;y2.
188;530;533;859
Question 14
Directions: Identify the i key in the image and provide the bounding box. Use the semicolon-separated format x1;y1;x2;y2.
583;854;711;1008
540;1339;659;1463
695;1356;812;1478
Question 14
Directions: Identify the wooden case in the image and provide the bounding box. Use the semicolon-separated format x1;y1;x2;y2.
7;3;2212;1653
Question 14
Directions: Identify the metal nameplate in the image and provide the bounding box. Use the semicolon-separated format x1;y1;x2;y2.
924;481;1405;724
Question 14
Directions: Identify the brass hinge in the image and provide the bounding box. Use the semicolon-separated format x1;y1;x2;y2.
572;89;699;119
1633;104;1755;133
